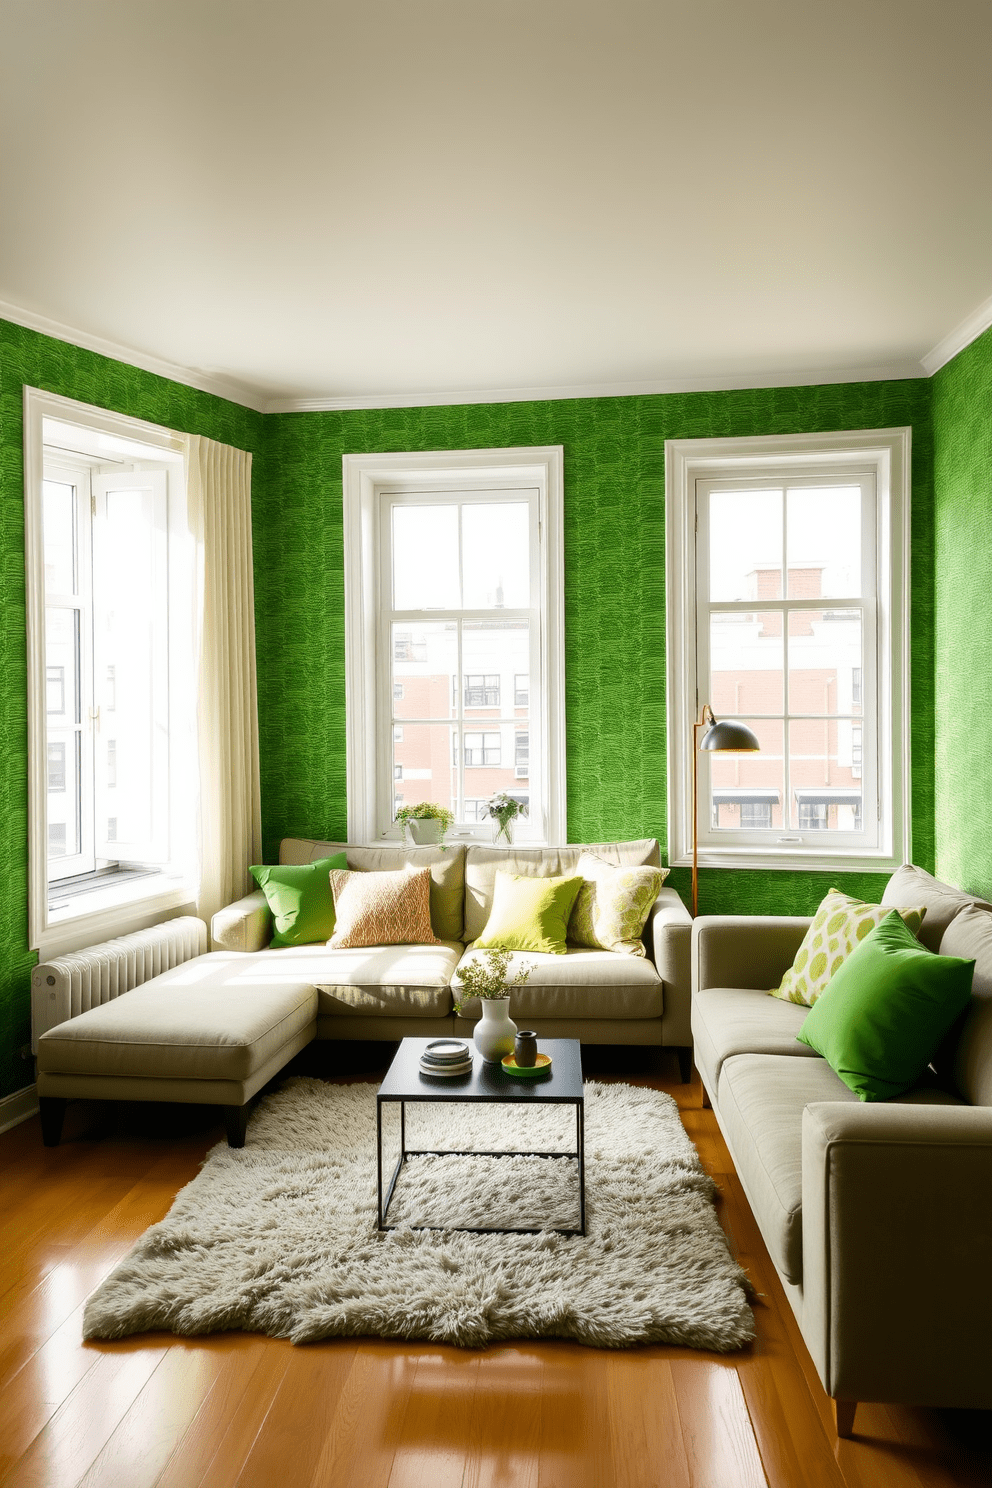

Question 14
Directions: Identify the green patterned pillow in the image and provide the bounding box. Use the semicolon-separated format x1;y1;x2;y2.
771;888;927;1006
568;854;668;957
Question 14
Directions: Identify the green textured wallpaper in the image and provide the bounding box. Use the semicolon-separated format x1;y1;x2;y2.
256;379;935;921
0;318;263;1099
933;325;992;899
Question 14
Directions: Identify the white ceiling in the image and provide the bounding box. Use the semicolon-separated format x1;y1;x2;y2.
3;0;992;411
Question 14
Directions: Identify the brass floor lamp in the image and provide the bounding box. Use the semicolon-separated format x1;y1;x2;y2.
691;705;761;917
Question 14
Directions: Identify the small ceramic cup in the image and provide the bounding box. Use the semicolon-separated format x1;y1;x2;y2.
514;1030;538;1067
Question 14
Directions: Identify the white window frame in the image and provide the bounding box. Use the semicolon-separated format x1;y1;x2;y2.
665;428;911;874
24;387;196;957
343;447;565;846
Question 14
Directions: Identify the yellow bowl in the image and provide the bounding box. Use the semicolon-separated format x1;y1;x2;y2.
501;1052;553;1078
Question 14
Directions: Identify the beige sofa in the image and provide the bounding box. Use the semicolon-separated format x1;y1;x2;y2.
691;864;992;1435
37;837;692;1147
214;838;692;1055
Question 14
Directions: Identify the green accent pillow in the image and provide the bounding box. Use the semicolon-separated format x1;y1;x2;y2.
771;887;927;1006
251;853;349;947
797;910;975;1101
475;871;584;955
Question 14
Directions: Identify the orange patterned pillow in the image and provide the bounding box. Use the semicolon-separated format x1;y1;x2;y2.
327;866;440;948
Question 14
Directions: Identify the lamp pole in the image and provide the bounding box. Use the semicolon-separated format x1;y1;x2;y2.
691;705;761;919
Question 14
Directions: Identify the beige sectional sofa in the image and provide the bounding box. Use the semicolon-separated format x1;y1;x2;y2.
214;838;692;1053
36;837;692;1146
691;864;992;1434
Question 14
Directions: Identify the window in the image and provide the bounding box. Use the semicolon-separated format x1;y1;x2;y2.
465;673;500;707
25;388;197;954
515;728;529;778
343;447;565;844
666;430;910;873
47;742;66;792
464;731;501;766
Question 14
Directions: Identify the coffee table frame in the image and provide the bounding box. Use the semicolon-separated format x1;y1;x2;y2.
376;1037;585;1237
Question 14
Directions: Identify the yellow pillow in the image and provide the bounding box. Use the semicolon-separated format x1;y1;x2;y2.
475;872;584;955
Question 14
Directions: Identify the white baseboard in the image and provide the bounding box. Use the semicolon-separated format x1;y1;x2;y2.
0;1084;39;1135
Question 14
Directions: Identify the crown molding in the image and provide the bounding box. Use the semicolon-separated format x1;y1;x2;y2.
0;298;266;413
262;359;926;414
921;289;992;376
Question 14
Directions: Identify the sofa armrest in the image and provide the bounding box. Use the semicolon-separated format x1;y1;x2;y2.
211;890;272;952
648;888;692;1045
692;914;811;994
801;1101;992;1408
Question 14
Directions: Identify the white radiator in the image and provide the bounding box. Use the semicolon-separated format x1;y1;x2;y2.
31;916;208;1053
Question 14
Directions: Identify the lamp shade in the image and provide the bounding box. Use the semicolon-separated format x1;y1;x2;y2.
700;717;761;753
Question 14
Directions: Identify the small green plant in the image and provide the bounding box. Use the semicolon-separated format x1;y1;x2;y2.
394;800;454;845
452;947;533;1013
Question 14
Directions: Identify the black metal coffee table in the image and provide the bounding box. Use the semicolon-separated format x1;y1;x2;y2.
376;1036;585;1236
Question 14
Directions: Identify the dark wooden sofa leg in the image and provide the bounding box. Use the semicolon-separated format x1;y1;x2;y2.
675;1046;693;1084
832;1399;857;1438
39;1096;68;1148
223;1104;250;1148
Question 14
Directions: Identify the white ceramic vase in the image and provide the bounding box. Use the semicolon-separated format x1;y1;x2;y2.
473;996;518;1063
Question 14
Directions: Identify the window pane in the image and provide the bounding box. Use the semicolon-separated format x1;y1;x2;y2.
47;731;81;861
457;720;531;802
43;481;75;593
392;622;457;719
462;621;530;718
462;502;530;609
711;611;783;715
45;608;79;722
391;723;456;818
393;506;460;609
789;719;863;832
709;719;784;832
787;487;861;599
709;489;782;601
788;609;862;716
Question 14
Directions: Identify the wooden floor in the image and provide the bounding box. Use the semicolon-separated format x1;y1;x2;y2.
1;1048;990;1488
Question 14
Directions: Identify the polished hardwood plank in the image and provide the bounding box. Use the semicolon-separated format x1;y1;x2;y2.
1;1060;990;1488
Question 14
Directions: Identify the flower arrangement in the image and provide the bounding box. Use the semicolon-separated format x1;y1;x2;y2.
484;791;528;845
394;801;454;846
451;947;533;1013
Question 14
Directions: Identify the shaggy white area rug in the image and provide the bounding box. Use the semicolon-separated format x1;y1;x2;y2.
83;1077;755;1351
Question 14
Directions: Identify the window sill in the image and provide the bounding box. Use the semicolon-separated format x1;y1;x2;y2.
34;875;197;959
673;846;903;875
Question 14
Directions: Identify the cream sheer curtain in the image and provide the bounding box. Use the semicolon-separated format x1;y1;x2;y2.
185;435;262;927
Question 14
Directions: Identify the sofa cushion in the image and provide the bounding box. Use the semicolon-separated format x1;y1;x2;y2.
569;856;667;957
691;986;820;1095
463;840;659;944
475;872;584;954
718;1053;963;1285
250;853;348;946
941;903;992;1105
883;864;992;953
328;866;440;949
247;942;462;1018
796;912;975;1101
279;839;466;942
36;953;317;1083
770;888;926;1006
453;945;662;1021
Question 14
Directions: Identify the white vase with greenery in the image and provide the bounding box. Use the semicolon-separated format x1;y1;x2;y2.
452;948;533;1063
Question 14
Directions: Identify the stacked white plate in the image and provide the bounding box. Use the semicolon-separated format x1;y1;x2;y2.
419;1039;473;1077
